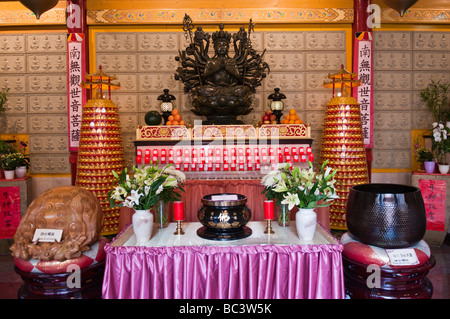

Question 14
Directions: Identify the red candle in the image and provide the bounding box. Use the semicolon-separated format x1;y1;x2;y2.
173;201;184;221
264;200;274;220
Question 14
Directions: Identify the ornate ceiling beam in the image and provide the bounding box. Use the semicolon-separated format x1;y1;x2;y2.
86;8;354;25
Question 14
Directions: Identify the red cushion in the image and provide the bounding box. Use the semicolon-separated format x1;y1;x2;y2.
341;232;431;269
14;237;108;274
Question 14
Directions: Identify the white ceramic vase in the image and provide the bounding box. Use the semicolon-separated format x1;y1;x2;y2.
295;208;317;241
15;166;27;178
132;209;153;245
3;170;15;180
439;164;449;174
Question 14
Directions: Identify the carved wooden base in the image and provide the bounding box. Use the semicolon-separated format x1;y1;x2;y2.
15;260;105;299
343;254;435;299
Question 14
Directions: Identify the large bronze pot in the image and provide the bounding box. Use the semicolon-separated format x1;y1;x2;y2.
197;193;252;241
346;183;427;249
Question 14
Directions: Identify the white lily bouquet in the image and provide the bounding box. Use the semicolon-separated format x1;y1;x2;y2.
108;164;186;210
432;122;450;165
262;160;340;210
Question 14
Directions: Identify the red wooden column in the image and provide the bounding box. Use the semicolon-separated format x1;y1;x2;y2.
67;0;88;185
353;0;374;182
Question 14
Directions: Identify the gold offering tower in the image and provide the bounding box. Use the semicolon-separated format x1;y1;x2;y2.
320;65;369;230
75;67;126;235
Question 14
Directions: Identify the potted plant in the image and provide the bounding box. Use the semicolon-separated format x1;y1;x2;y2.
420;80;450;124
14;141;30;178
413;138;435;173
432;122;450;174
0;139;14;155
108;163;185;244
0;152;19;179
261;160;339;240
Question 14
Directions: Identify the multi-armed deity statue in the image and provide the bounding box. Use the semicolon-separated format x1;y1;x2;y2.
175;15;270;124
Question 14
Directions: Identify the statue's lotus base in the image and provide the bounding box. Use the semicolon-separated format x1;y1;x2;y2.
202;116;244;125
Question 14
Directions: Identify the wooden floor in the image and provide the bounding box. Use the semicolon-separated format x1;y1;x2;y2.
0;236;449;299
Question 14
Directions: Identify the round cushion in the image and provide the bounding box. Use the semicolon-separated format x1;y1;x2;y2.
14;237;108;274
341;232;431;269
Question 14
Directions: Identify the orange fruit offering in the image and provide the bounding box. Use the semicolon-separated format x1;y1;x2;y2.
166;121;173;125
171;109;179;116
172;121;179;125
174;114;181;121
168;115;174;122
179;120;185;125
289;109;296;115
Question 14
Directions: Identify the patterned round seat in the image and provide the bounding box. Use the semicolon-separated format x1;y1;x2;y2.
341;232;435;299
14;237;108;299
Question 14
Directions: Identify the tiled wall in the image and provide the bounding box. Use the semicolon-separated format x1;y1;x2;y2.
94;30;347;167
373;30;450;170
1;29;445;176
0;32;70;174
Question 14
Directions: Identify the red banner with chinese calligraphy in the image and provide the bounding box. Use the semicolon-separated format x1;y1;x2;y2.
353;31;373;148
0;186;21;239
419;179;446;232
67;33;86;151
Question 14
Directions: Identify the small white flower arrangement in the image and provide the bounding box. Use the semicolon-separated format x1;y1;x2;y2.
262;161;340;210
432;122;450;164
108;164;186;210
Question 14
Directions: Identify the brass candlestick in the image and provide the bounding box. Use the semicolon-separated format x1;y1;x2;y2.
264;219;275;234
174;220;185;235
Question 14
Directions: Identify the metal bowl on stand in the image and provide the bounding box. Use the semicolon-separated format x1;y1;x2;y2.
197;193;252;241
346;183;427;249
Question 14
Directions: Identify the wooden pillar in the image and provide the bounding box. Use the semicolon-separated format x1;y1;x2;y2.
67;0;88;185
353;0;374;182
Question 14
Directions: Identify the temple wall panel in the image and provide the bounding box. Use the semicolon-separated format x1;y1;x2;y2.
372;28;450;174
90;26;351;166
0;1;449;195
0;31;70;183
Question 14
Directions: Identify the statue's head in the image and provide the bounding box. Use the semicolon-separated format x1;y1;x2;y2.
212;23;231;57
213;39;230;57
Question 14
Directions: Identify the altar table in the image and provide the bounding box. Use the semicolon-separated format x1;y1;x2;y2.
118;179;331;232
102;221;344;299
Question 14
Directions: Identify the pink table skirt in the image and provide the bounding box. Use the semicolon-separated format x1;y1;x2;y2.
102;231;344;299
